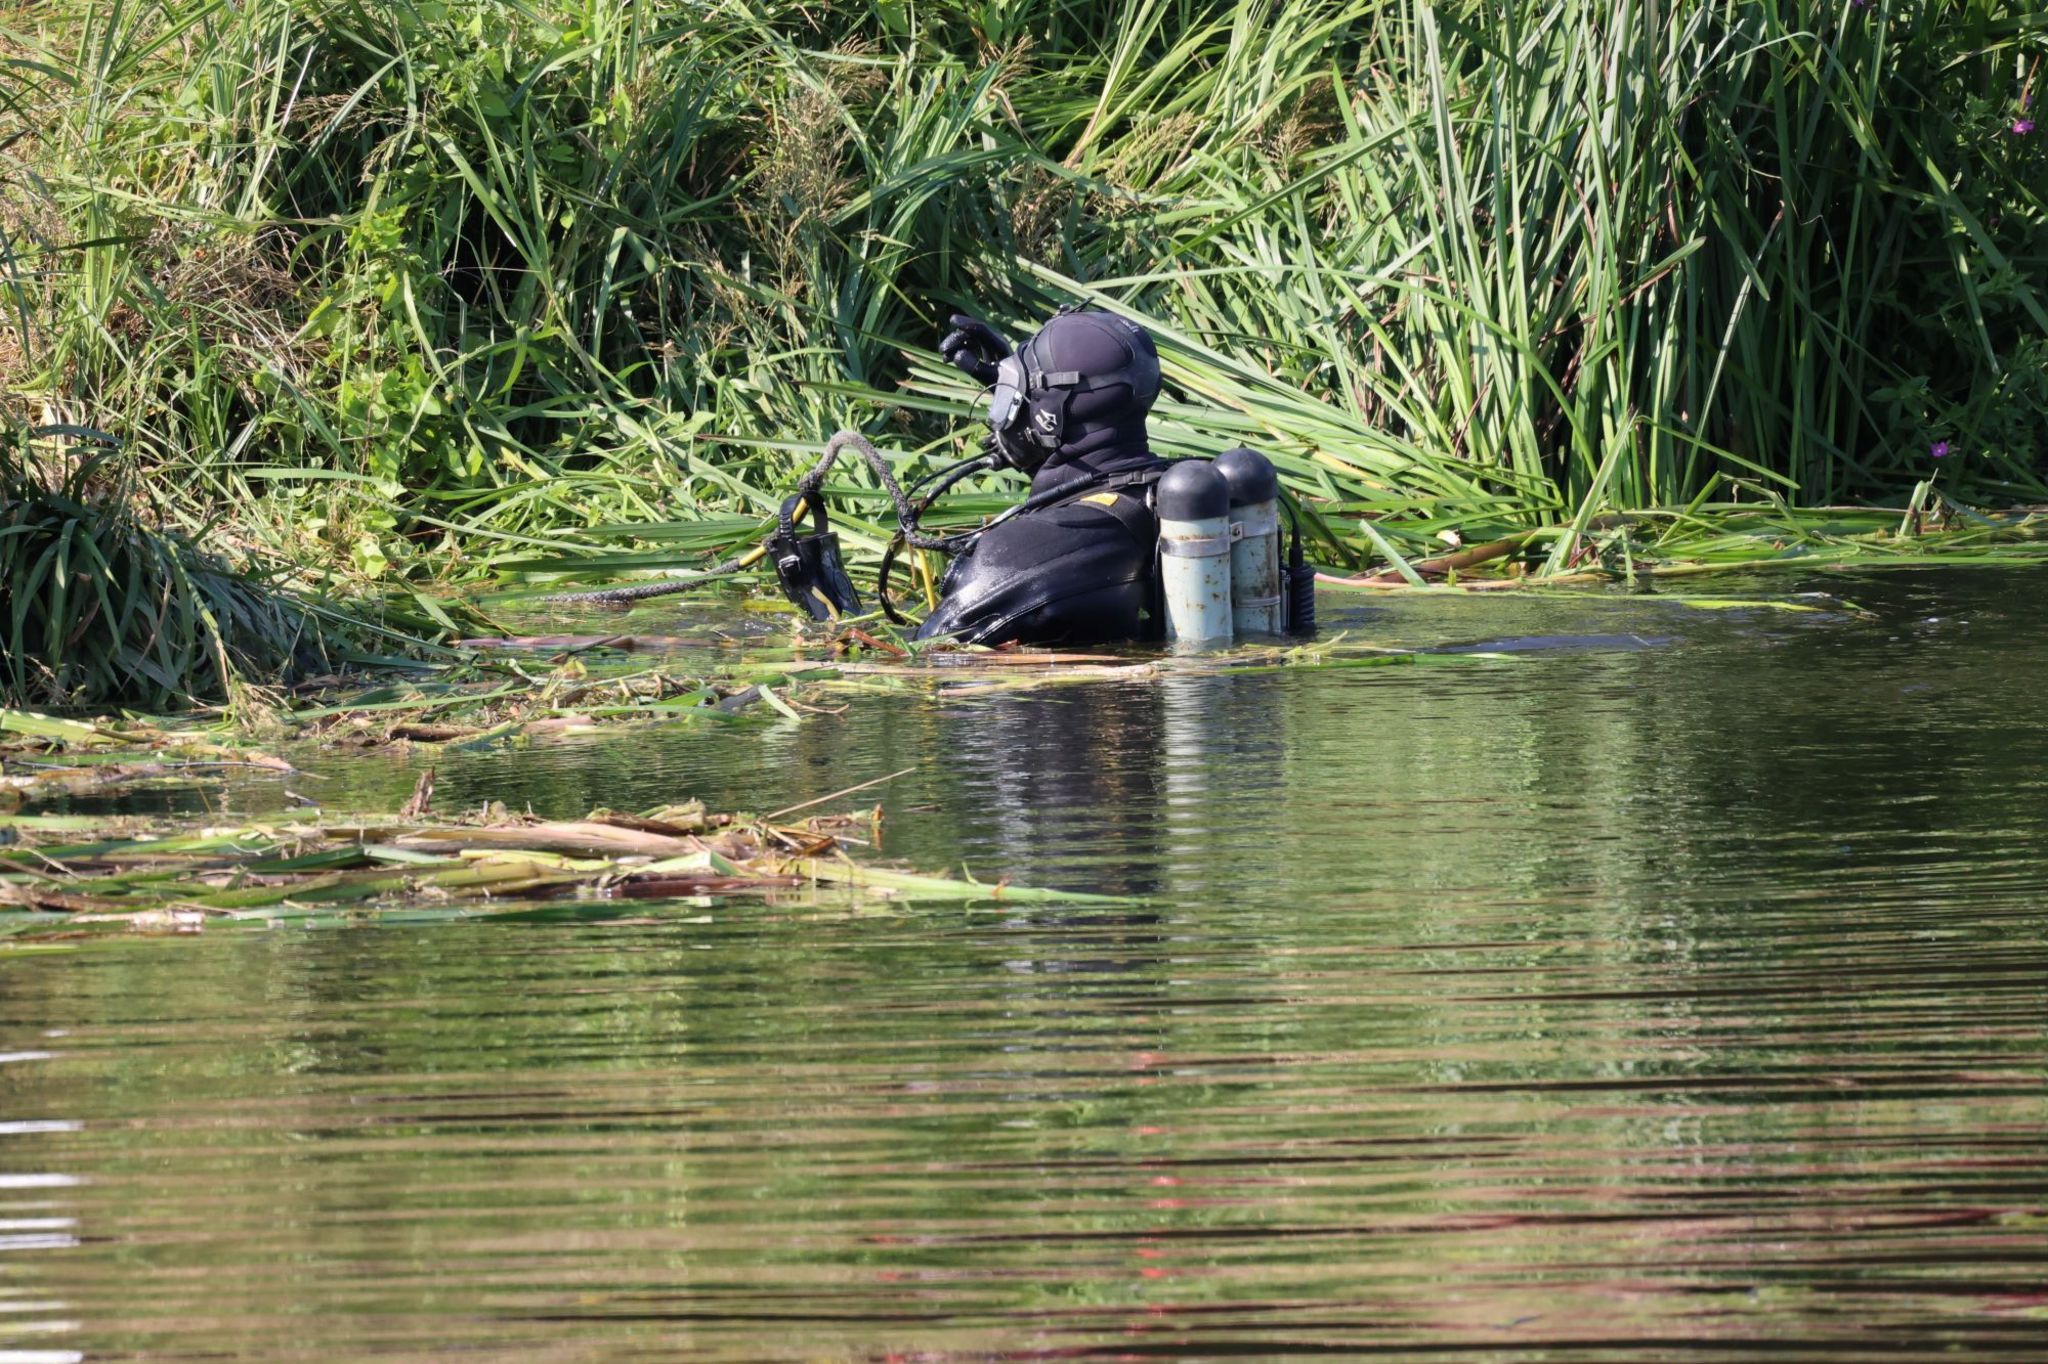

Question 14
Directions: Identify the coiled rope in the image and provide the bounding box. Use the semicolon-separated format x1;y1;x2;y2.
542;430;989;607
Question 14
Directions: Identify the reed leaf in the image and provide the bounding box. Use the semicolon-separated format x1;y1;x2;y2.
0;0;2038;589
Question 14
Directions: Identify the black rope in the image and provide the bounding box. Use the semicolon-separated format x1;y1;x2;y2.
543;430;984;607
540;553;759;606
817;429;974;554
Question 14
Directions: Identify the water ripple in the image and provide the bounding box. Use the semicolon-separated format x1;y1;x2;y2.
5;571;2048;1357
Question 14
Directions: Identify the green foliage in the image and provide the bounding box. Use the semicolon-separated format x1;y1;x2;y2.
0;434;331;709
0;0;2043;576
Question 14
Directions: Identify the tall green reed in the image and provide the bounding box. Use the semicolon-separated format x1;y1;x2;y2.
0;433;336;709
1;0;2041;577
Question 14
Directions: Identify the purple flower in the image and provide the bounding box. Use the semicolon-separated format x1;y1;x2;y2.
1931;440;1952;459
2014;118;2036;136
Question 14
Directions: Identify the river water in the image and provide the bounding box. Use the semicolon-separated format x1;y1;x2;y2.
3;570;2045;1360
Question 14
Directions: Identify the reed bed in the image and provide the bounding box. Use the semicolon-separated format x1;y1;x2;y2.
1;1;2042;603
0;433;500;708
0;437;334;708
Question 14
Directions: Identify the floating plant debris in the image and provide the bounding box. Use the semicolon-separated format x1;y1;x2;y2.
0;794;1126;942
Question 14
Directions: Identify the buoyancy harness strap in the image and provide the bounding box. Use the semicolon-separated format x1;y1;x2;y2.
876;462;1169;625
1066;482;1161;548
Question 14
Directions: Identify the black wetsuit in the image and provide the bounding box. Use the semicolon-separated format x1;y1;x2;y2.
913;422;1170;647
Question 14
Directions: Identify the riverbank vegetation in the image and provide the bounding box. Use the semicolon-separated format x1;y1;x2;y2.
1;0;2044;698
0;430;493;708
0;435;332;708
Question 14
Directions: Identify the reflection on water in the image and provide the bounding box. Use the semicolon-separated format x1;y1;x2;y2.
4;569;2047;1359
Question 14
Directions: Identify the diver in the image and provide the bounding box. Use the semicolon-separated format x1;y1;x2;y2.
544;305;1312;644
915;308;1172;646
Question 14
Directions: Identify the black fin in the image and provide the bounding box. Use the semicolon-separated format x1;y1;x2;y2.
767;492;863;620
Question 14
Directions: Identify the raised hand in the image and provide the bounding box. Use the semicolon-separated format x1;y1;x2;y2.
938;313;1010;386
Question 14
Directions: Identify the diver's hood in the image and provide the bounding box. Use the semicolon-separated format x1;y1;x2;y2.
992;311;1161;477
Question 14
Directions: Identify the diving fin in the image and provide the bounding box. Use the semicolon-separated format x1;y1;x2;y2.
767;490;863;620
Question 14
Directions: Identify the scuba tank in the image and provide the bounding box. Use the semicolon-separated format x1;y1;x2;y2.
1154;461;1235;643
1214;446;1284;636
1155;448;1315;644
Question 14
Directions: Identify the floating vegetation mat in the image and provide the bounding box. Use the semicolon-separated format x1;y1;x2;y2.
6;634;1493;763
0;793;1123;944
0;688;1140;945
8;590;1869;781
3;581;1869;945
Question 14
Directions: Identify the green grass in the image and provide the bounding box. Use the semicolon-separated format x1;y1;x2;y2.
0;0;2042;594
0;433;338;708
0;427;496;709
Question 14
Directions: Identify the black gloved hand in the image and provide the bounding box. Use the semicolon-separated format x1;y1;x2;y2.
938;313;1010;386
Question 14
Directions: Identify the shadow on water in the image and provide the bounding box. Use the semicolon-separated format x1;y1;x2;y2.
3;569;2047;1359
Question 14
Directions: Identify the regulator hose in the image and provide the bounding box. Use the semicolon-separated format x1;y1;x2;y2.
1283;491;1317;637
876;450;1000;624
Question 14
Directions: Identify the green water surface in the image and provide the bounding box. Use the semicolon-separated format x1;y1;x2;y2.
2;570;2045;1360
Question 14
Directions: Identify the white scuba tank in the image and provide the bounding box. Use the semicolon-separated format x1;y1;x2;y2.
1214;447;1285;636
1154;461;1234;643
